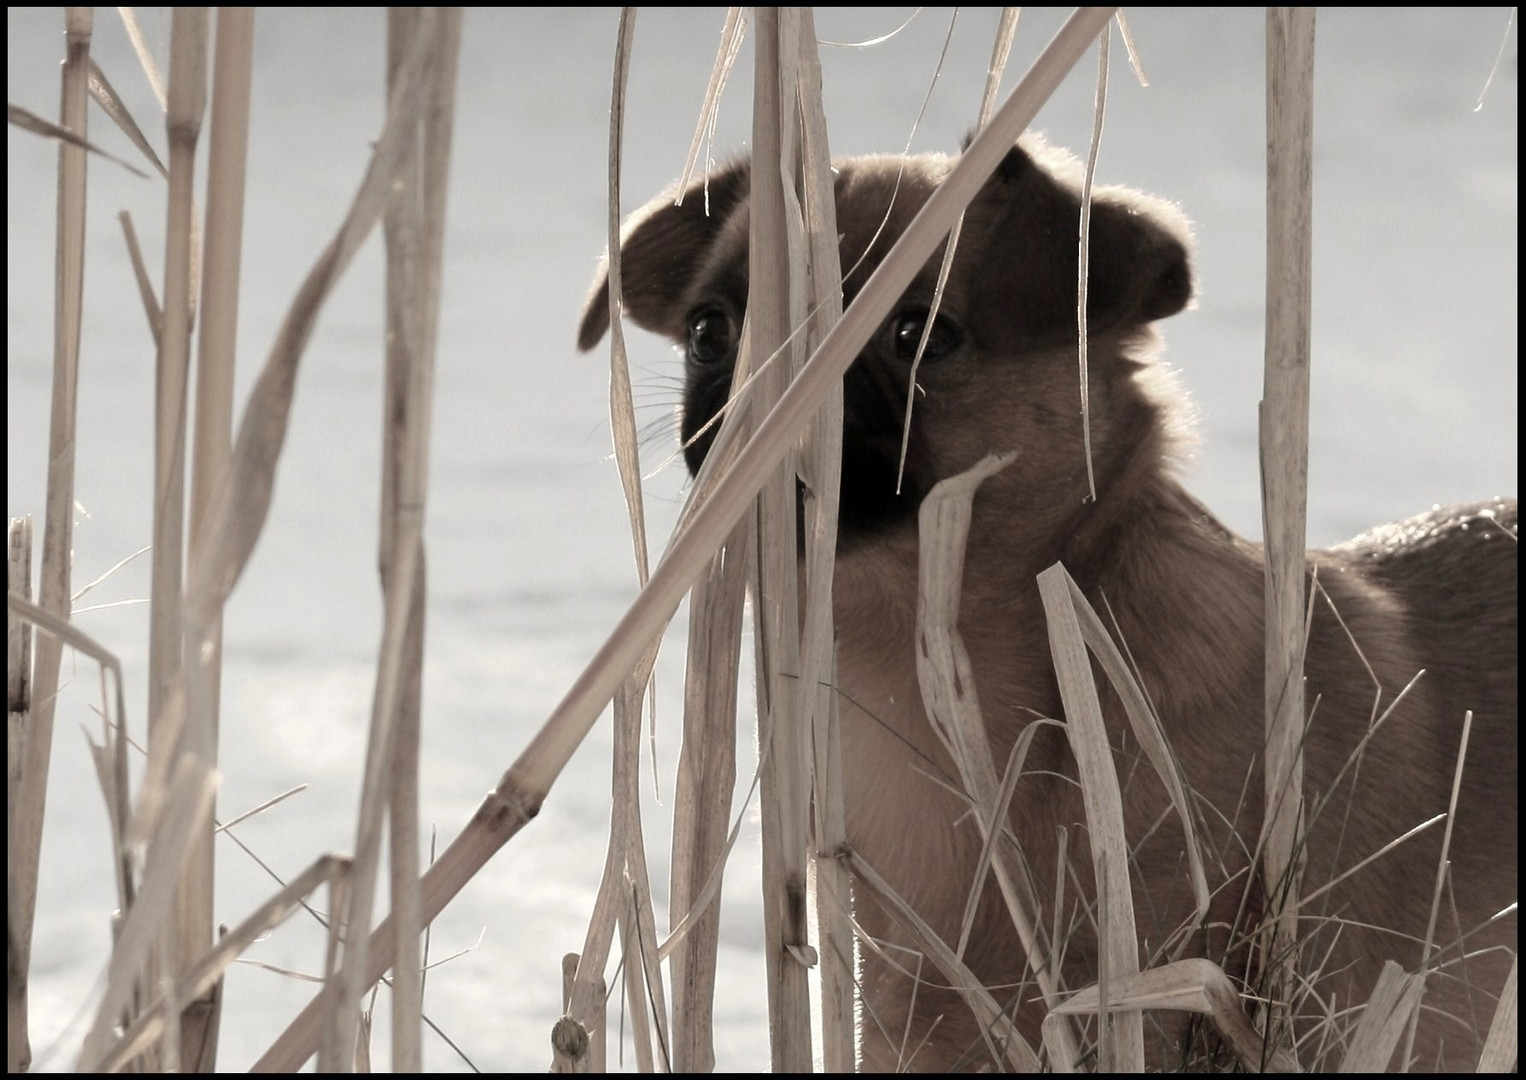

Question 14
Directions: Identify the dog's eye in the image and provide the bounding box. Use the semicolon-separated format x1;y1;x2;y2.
686;306;735;366
890;307;962;364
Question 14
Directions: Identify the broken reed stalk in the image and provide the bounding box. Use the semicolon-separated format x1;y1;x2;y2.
178;7;255;1069
254;11;1118;1070
11;13;92;1071
748;9;814;1072
1259;7;1315;1053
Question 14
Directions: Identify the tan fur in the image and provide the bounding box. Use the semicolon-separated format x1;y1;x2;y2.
579;137;1517;1072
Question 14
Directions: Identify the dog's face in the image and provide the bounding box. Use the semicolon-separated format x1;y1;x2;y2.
578;138;1194;551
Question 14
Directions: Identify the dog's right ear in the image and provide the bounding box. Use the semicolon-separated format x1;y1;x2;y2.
576;161;751;352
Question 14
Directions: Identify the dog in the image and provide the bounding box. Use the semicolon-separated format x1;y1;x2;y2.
577;136;1517;1071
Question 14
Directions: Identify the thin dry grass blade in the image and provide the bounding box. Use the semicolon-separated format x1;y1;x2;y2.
87;854;350;1072
1403;711;1474;1066
1478;955;1517;1072
6;102;150;178
79;751;218;1068
1075;25;1109;501
1037;561;1143;1070
11;15;93;1072
1043;958;1299;1073
845;847;1039;1071
1258;9;1316;1049
117;6;168;110
254;13;1118;1070
1337;961;1422;1073
916;453;1082;1068
118;210;164;346
85;56;168;177
749;12;812;1071
1057;574;1210;944
794;10;851;1071
326;9;460;1071
677;8;747;198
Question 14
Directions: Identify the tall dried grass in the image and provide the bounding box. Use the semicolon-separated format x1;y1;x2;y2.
6;6;1515;1075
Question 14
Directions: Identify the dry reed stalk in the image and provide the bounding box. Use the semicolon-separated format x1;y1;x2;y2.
11;12;92;1072
145;16;210;1067
319;8;460;1071
1478;955;1518;1072
844;847;1039;1070
748;10;816;1071
7;519;33;1072
377;8;445;1070
255;12;1117;1069
585;12;673;1069
1258;9;1316;1055
1042;958;1300;1073
667;534;748;1071
792;9;853;1070
663;14;753;1069
165;9;255;1069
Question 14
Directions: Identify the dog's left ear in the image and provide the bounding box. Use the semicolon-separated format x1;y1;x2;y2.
972;142;1194;343
577;161;751;351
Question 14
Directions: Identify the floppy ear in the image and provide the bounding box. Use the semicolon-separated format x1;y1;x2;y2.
971;141;1194;344
576;160;751;351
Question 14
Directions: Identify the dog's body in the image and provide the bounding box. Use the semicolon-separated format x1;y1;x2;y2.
578;138;1517;1071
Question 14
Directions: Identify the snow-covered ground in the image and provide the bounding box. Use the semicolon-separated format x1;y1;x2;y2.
7;7;1516;1071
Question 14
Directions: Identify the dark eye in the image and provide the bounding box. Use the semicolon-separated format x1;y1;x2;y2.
890;307;963;363
686;306;735;365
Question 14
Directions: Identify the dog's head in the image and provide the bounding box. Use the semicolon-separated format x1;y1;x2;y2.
578;136;1194;550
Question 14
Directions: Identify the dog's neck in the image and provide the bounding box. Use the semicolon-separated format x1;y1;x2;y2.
829;443;1267;750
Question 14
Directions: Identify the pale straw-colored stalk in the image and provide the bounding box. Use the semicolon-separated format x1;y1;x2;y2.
147;16;210;1067
174;9;254;1069
664;13;752;1068
11;12;93;1073
793;9;852;1070
748;11;813;1070
319;8;460;1071
377;8;458;1070
1259;9;1316;1053
254;11;1117;1069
